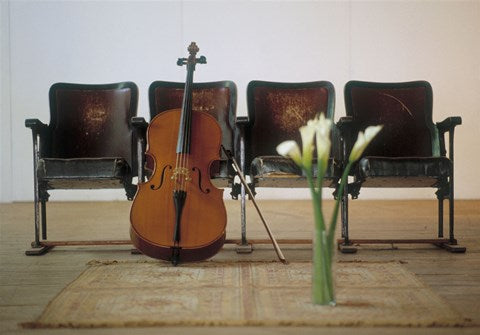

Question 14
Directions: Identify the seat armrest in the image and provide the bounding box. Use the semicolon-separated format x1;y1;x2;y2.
131;116;148;130
233;116;251;179
25;119;48;133
330;123;342;163
234;116;250;147
436;117;461;160
235;115;251;128
130;117;148;182
336;116;354;133
25;118;51;157
436;116;462;134
336;116;357;166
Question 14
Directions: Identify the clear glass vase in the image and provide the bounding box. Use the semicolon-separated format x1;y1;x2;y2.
312;230;336;306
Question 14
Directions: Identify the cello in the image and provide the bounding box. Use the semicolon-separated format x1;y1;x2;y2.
130;42;227;265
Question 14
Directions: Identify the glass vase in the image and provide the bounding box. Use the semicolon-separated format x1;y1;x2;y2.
312;229;335;306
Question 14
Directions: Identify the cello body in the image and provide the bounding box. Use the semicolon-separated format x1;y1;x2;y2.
130;43;227;264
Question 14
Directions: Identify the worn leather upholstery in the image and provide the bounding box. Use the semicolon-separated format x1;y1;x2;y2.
357;156;451;187
148;81;237;185
348;84;438;158
243;81;338;187
38;158;129;189
251;156;339;187
49;86;135;164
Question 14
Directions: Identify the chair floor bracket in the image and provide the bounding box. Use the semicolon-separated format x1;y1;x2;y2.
235;243;253;254
25;244;53;256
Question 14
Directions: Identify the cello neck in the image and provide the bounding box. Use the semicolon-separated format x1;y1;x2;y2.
176;42;206;154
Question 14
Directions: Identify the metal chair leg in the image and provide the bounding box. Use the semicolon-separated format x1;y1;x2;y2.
449;175;455;243
41;199;47;240
26;133;52;256
235;133;252;254
435;181;465;253
439;126;465;252
30;133;41;249
341;191;349;241
438;196;444;238
240;183;247;245
32;186;41;248
339;184;357;254
26;194;51;256
236;179;253;254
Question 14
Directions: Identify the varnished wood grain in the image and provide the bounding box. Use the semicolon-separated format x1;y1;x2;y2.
130;109;226;251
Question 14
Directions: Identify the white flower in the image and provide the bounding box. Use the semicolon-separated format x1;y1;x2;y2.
276;140;302;166
349;125;383;162
315;114;332;173
299;120;317;168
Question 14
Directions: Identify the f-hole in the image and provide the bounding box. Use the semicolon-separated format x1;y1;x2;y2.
192;167;210;194
150;165;172;190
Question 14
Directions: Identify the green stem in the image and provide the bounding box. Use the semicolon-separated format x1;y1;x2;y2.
327;161;353;255
307;165;335;305
305;169;325;232
316;158;326;191
316;159;326;224
312;230;335;305
312;161;353;305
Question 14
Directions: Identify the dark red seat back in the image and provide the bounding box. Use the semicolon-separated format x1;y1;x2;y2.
48;82;138;167
246;81;335;166
345;81;438;157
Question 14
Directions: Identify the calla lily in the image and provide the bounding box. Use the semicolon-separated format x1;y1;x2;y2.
349;125;383;163
276;116;382;305
315;114;332;175
276;140;302;166
299;120;317;168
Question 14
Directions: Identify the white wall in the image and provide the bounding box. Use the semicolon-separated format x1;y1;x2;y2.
1;1;13;203
1;0;479;202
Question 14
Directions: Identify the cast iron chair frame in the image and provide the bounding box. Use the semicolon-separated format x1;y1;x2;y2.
25;82;139;255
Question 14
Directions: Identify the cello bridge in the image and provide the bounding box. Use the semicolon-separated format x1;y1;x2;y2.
171;167;192;182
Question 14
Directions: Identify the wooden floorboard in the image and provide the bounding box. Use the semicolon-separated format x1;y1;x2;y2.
1;199;479;334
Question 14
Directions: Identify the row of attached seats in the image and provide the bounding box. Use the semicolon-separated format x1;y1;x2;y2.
24;80;463;255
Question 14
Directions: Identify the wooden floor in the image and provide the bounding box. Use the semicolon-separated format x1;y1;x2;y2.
1;199;479;335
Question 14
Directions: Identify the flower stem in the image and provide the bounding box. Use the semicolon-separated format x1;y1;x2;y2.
306;167;335;305
312;230;335;305
311;161;353;305
306;169;325;232
327;161;353;253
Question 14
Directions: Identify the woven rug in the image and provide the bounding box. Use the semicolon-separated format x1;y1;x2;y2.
24;260;464;328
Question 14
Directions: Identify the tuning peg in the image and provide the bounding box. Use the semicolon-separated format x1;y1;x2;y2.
197;56;207;64
177;58;187;66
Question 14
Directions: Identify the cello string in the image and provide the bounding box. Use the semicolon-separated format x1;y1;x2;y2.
181;72;193;192
132;44;224;265
184;88;192;193
185;65;196;192
174;150;180;192
174;133;182;192
177;65;191;193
